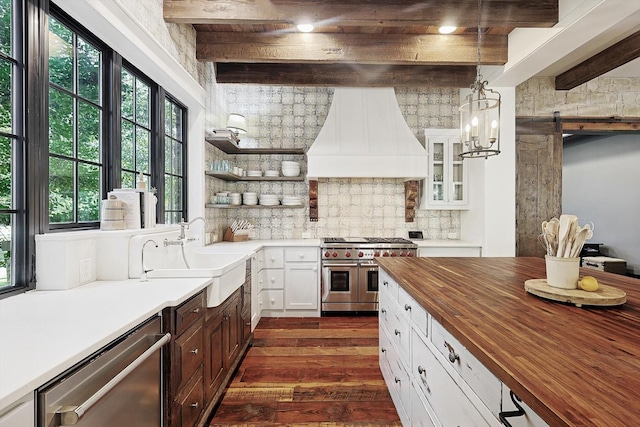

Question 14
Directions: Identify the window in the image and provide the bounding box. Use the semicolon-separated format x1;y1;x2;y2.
163;96;186;224
0;0;25;292
120;67;151;189
48;14;103;227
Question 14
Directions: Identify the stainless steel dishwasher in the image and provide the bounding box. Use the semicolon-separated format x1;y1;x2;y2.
37;316;170;427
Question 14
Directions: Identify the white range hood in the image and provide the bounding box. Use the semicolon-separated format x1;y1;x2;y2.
307;87;427;179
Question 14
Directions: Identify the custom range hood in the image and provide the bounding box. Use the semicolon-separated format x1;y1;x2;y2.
307;87;427;179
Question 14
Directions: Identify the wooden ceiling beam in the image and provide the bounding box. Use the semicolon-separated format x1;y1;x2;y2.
555;30;640;90
197;32;507;65
165;0;558;28
214;63;477;87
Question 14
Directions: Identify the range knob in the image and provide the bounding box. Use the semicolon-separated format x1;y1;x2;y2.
374;251;381;257
383;252;390;257
400;251;406;257
324;251;330;258
358;251;364;258
407;252;415;257
332;252;338;258
391;251;397;257
345;252;351;258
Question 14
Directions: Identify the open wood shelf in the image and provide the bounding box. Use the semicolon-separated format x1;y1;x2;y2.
206;136;305;155
205;171;304;182
206;204;304;209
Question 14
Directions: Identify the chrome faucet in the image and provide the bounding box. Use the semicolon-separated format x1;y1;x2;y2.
164;217;206;247
141;239;158;281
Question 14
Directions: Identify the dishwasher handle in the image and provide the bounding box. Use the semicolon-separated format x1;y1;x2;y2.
56;332;171;426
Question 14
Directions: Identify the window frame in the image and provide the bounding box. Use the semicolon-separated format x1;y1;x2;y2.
161;92;188;224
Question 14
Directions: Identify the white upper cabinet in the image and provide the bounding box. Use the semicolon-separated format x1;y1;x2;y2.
422;129;469;209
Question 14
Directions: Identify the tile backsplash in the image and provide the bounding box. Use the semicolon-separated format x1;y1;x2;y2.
205;85;461;241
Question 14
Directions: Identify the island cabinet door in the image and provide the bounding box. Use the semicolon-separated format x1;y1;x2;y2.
411;330;491;427
431;319;502;418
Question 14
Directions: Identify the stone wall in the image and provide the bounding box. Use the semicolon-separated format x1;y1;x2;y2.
516;76;640;117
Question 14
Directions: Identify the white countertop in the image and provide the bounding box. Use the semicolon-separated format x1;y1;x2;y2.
0;276;212;410
410;239;481;247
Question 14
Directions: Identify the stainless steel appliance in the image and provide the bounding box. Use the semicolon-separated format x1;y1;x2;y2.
37;316;170;427
321;237;417;313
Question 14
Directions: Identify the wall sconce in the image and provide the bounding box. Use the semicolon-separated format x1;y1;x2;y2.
226;113;247;137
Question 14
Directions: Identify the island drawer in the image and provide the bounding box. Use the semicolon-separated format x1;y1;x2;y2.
398;286;428;337
411;329;490;426
379;269;398;300
431;319;501;417
174;322;204;392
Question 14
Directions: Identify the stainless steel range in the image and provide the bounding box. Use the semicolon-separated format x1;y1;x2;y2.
321;237;417;313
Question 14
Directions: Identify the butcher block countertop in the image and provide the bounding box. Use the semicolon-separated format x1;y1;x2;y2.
376;256;640;427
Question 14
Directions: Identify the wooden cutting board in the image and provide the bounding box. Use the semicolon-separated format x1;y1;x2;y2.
524;279;627;307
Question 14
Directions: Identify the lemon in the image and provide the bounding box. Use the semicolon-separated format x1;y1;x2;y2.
579;276;599;292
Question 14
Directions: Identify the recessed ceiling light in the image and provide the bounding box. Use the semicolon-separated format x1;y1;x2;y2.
296;23;314;33
438;26;457;34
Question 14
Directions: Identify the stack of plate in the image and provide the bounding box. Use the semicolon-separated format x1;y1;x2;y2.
282;196;302;206
229;192;241;205
247;170;262;177
242;192;258;205
259;194;280;206
264;170;279;177
281;161;300;177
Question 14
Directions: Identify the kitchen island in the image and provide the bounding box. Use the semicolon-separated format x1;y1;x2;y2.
377;256;640;427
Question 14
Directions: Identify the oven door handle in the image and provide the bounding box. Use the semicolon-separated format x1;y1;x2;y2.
322;263;359;268
55;332;171;426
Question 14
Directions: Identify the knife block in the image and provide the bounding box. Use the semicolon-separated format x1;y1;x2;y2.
223;227;249;242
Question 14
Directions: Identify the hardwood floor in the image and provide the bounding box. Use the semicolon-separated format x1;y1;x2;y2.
208;316;401;426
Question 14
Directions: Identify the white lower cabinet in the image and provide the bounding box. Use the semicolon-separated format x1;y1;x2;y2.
380;268;549;427
258;246;320;317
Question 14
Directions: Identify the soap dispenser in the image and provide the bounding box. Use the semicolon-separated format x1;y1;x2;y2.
137;171;146;190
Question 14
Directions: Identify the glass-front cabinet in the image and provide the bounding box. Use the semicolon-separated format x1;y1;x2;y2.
423;129;469;209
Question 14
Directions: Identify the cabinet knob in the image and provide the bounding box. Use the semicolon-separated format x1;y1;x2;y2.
299;253;304;259
394;329;400;336
190;348;199;355
444;341;460;363
383;281;388;286
417;365;426;375
381;347;387;353
404;304;411;312
270;257;275;262
190;402;199;409
381;308;387;314
394;377;401;384
191;308;200;314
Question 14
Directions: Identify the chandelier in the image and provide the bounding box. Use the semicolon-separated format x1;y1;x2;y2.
459;0;501;159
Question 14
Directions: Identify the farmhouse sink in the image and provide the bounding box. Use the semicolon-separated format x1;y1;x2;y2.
147;251;248;307
129;232;248;307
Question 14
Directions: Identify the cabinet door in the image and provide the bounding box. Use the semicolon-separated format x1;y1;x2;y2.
223;296;242;368
204;315;225;402
423;129;468;209
284;262;319;310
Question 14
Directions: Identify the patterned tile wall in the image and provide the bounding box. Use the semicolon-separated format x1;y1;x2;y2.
206;85;462;241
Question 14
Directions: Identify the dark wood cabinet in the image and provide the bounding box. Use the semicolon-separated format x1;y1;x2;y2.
164;291;205;427
165;261;254;427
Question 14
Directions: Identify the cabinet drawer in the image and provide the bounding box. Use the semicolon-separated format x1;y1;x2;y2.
259;269;284;289
259;247;284;269
175;322;204;391
411;329;490;427
431;319;501;417
174;292;205;336
380;326;410;426
390;304;411;365
261;289;284;310
176;368;204;427
398;286;428;337
411;382;439;427
285;247;319;262
379;269;398;301
379;290;394;334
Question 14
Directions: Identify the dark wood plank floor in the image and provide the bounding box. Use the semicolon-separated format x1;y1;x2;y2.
208;316;401;426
